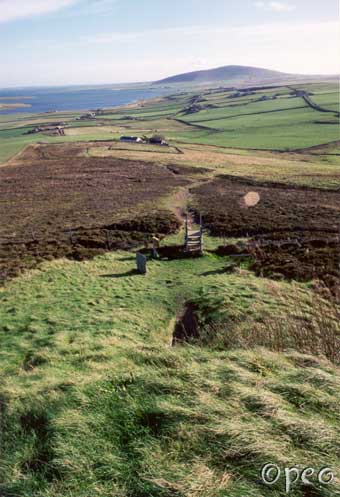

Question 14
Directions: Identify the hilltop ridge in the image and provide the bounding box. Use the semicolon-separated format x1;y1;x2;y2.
154;64;292;84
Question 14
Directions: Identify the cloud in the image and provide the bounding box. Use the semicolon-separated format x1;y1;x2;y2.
82;25;217;45
79;20;338;78
255;1;296;12
2;15;337;86
0;0;79;23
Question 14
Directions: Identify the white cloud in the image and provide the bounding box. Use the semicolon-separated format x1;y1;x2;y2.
0;0;79;23
255;1;296;12
80;20;339;78
2;18;338;86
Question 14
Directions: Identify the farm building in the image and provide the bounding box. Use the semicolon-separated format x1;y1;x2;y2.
149;135;168;146
120;136;144;143
78;112;96;120
25;125;65;136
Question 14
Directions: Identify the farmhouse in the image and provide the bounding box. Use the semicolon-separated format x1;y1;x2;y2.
120;136;143;143
78;112;96;120
149;135;168;146
25;125;65;136
183;103;204;114
45;126;65;136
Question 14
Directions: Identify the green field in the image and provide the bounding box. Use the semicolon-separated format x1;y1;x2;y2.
172;108;339;150
179;96;307;122
1;81;340;163
0;131;119;164
312;92;339;112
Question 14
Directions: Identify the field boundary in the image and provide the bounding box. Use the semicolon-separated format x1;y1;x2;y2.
182;104;309;125
173;118;220;132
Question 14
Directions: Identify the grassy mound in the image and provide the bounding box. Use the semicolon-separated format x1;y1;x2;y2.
0;252;339;496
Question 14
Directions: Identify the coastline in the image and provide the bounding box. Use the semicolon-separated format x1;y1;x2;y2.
0;102;32;110
0;86;173;115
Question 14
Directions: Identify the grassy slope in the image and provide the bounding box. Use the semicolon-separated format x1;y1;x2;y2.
1;251;339;497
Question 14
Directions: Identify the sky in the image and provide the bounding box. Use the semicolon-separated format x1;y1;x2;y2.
1;0;339;87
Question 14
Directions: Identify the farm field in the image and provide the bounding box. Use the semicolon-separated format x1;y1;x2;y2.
311;92;339;112
1;81;340;163
179;96;307;122
1;80;340;497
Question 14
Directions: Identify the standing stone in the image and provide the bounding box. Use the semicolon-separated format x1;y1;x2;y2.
136;252;147;274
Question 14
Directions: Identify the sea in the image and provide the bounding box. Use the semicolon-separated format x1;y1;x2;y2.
0;84;174;115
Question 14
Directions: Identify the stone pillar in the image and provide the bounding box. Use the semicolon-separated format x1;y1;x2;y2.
136;252;147;274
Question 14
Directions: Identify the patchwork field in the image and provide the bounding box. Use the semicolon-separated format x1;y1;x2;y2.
1;81;339;165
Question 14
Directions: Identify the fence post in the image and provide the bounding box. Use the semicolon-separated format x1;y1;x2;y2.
185;213;188;252
199;214;203;254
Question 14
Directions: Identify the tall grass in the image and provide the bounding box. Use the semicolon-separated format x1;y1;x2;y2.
189;293;340;363
0;252;339;496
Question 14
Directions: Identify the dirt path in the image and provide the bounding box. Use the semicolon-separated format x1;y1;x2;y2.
169;171;216;227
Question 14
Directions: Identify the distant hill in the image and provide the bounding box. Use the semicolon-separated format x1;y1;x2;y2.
154;65;293;85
